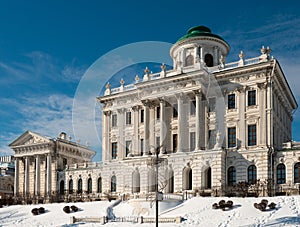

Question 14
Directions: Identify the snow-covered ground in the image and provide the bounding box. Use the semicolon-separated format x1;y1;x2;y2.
0;196;300;226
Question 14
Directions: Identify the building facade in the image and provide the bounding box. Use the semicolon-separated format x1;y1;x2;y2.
10;26;300;203
0;156;14;199
9;131;95;203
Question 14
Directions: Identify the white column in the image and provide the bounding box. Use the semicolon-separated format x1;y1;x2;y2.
117;108;125;159
149;106;155;154
35;155;40;196
132;106;139;156
213;47;218;66
200;46;204;64
14;158;19;196
177;94;183;152
266;79;272;147
46;154;51;196
24;157;29;197
102;111;111;162
239;87;247;149
160;99;166;154
258;83;267;146
195;91;201;150
143;100;150;155
194;45;199;64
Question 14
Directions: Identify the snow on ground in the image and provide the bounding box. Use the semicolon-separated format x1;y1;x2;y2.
0;196;299;227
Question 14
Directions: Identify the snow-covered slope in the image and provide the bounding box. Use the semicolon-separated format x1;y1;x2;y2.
0;196;299;226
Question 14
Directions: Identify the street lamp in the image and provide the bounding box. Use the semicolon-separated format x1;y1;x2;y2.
147;146;165;227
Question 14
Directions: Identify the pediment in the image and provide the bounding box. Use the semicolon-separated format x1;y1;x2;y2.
9;131;51;147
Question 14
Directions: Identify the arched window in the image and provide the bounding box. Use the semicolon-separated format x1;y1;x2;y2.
78;178;82;193
60;180;65;195
69;179;73;194
277;163;286;184
132;169;141;193
227;166;236;186
294;162;300;183
185;54;194;66
97;177;102;193
111;175;116;192
165;169;174;193
87;178;92;194
148;169;156;192
205;54;213;67
183;166;192;190
248;165;257;184
206;167;212;189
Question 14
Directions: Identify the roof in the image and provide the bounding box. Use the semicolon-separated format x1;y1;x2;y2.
176;25;227;43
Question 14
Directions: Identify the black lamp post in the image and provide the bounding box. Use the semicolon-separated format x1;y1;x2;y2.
155;147;159;227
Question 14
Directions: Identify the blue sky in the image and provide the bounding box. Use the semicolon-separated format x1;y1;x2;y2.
0;1;300;161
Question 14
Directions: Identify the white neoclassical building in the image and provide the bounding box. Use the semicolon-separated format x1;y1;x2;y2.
10;26;300;203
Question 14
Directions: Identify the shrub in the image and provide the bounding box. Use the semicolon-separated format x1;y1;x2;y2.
31;208;39;216
63;206;71;213
38;207;45;214
71;205;78;212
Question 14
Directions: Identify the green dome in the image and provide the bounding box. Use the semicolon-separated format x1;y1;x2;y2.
177;25;225;43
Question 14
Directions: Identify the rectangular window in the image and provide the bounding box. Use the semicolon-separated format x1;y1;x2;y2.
190;132;196;151
156;106;160;119
156;137;160;149
140;139;144;154
190;100;196;115
140;109;144;123
248;90;256;106
112;114;117;127
126;112;132;125
228;127;236;148
173;134;178;152
208;130;216;149
248;124;257;146
173;104;178;118
111;142;118;160
209;97;216;112
228;94;235;109
125;140;131;157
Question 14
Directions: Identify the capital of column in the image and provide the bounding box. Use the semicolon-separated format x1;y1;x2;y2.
175;93;184;101
193;89;202;97
238;85;248;93
158;97;166;105
117;108;125;114
103;110;112;116
132;105;141;111
141;99;151;107
257;82;268;90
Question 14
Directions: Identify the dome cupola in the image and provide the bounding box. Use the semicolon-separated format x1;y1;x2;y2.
170;25;230;70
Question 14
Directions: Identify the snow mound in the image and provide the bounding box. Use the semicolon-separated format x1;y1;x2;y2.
0;196;299;226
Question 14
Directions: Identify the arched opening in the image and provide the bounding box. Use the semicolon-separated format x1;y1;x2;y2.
97;177;102;193
248;165;257;184
294;162;300;183
132;170;141;193
185;54;194;66
167;169;174;193
69;179;73;194
206;167;212;189
111;175;116;192
60;180;65;195
78;178;82;194
205;54;214;67
87;178;92;194
277;163;286;184
148;169;156;192
227;166;236;186
183;166;192;190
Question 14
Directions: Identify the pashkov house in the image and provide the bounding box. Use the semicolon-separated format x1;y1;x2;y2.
9;26;300;203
